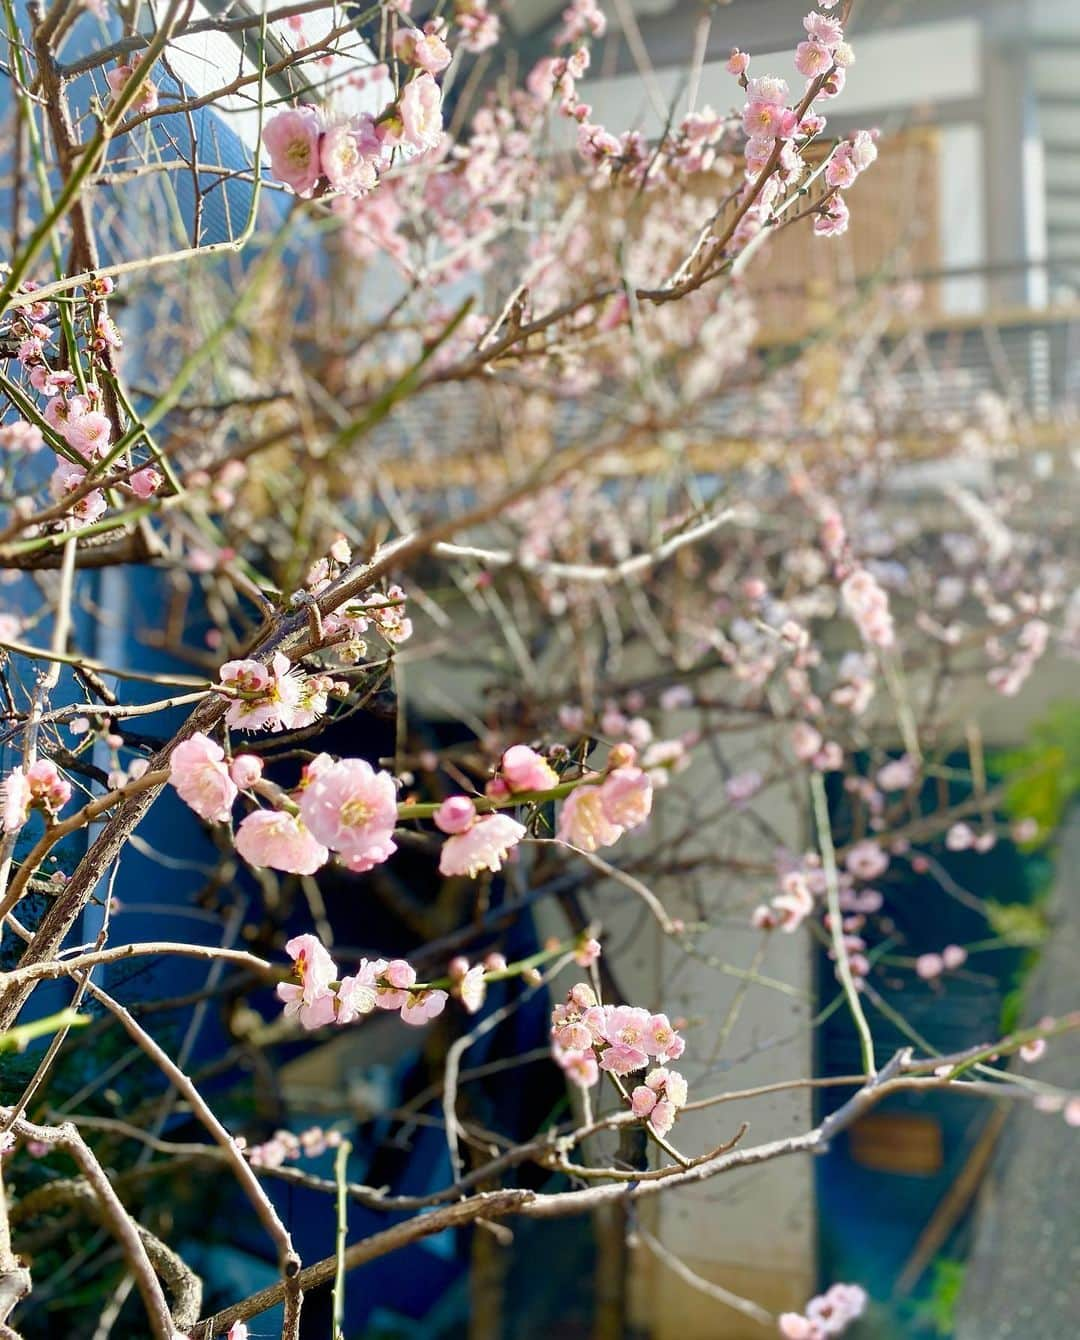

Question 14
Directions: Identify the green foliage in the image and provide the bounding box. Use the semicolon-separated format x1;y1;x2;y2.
912;1258;967;1336
982;900;1048;946
994;701;1080;846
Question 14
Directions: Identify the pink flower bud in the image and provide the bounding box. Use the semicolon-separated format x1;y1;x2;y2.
230;754;264;788
434;795;477;834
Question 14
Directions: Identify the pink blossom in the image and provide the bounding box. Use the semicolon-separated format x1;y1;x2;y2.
574;936;601;967
336;960;380;1022
0;419;44;452
320;120;380;196
726;48;749;77
598;1042;649;1075
555;1046;599;1088
400;989;449;1025
649;1099;677;1136
845;840;888;881
795;40;833;79
725;769;763;808
398;73;443;153
276;934;338;1029
791;722;824;762
49;460;107;525
2;760;72;831
228;1324;249;1340
129;466;162;499
631;1085;657;1118
778;1314;816;1339
557;784;623;852
804;12;844;48
434;795;478;833
394;25;452;74
1020;1038;1046;1063
235;810;329;874
1;769;32;833
915;953;944;980
746;75;789;106
643;1014;678;1059
648;1067;688;1107
501;744;558;793
942;944;967;970
230;754;264;788
105;61;158;113
814;194;851;238
439;812;526;876
169;733;237;823
599;765;652;830
263;106;323;195
370;958;415;1010
219;652;302;732
61;410;112;459
876;756;915;791
298;755;398;872
945;822;975;851
458;964;487;1013
743;100;797;141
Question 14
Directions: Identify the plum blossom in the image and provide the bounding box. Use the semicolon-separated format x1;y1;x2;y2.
631;1066;689;1135
230;754;263;789
235;810;329;875
814;193;850;237
394;24;452;74
336;960;381;1023
845;840;888;881
795;40;833;79
599;765;653;829
276;934;339;1029
129;466;162;499
804;11;844;48
2;760;72;832
397;73;444;153
218;652;303;732
263;106;323;195
439;810;526;877
320;119;380;196
915;952;944;980
401;989;449;1025
0;419;44;452
169;732;237;823
500;744;558;793
557;783;623;852
298;755;398;872
49;459;106;524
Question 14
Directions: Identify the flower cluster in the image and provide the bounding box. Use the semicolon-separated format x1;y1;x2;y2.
106;52;159;115
841;567;895;648
778;1283;868;1338
752;868;818;934
170;736;401;878
915;945;968;980
434;796;527;878
240;1124;343;1168
216;651;328;733
4;277;162;528
630;1068;690;1137
551;982;686;1100
1;759;72;833
303;542;414;658
556;750;654;854
262;55;447;199
276;935;448;1031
